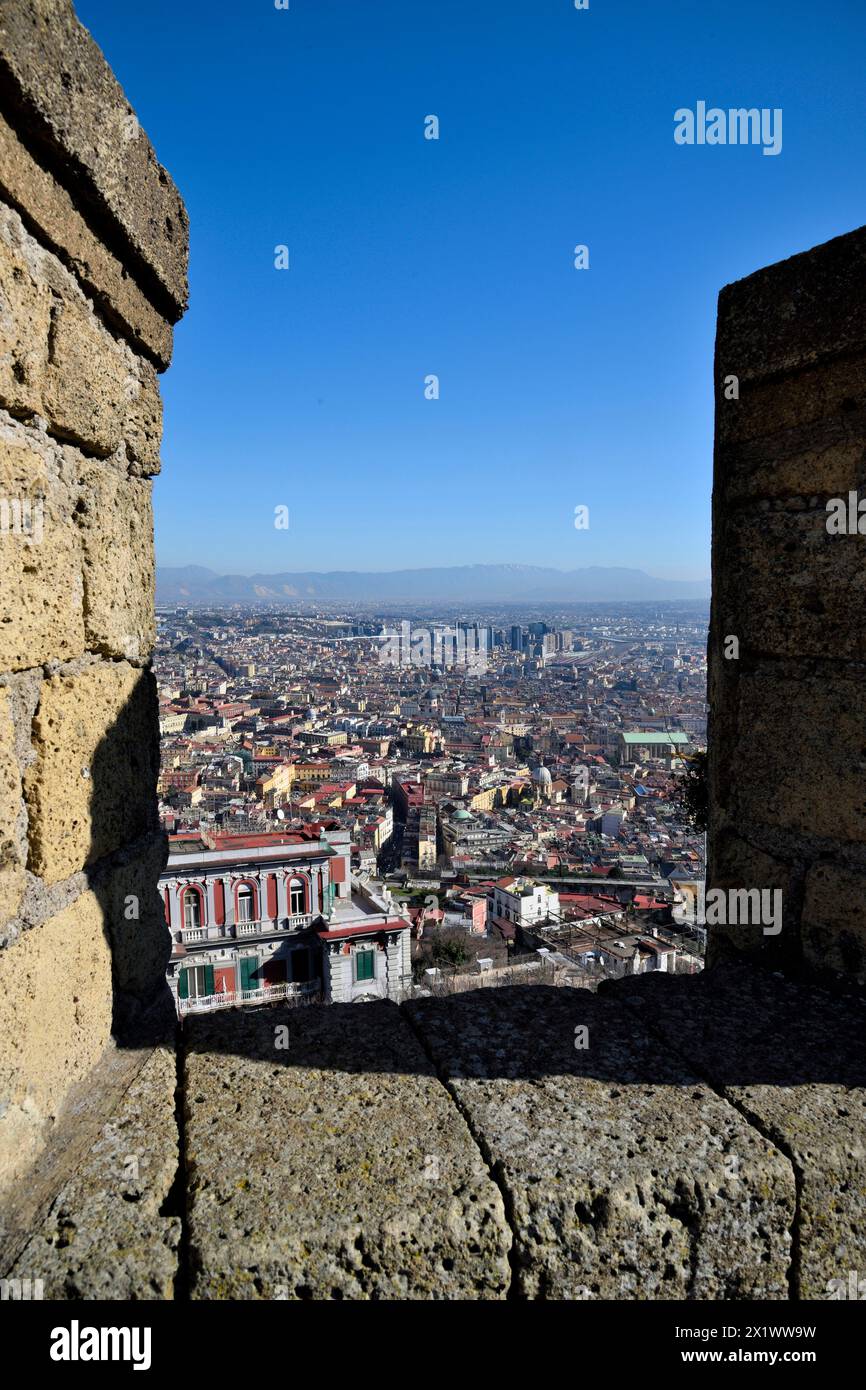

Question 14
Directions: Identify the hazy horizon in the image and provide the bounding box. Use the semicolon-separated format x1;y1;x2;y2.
158;560;711;581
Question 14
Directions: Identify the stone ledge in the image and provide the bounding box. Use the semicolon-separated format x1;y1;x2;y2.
405;986;793;1299
716;223;866;384
603;964;866;1299
183;1001;511;1300
0;0;188;316
5;1044;179;1299
1;974;862;1301
0;109;174;367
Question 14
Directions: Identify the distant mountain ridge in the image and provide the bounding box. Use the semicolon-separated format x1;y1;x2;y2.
156;564;709;605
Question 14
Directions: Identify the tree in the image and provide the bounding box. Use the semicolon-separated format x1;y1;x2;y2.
431;929;470;969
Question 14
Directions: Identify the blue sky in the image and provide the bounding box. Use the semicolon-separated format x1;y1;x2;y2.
77;0;866;580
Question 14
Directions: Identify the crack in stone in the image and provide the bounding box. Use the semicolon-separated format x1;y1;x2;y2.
399;1000;518;1299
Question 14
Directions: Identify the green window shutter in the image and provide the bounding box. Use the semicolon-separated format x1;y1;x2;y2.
355;950;375;982
241;957;257;991
204;964;215;996
178;969;189;1000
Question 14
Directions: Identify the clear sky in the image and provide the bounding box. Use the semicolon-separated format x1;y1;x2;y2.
76;0;866;580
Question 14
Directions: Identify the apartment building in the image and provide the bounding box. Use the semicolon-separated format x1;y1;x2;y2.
163;828;412;1013
487;877;560;934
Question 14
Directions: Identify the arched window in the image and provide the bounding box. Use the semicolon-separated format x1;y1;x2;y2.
289;878;306;915
237;883;254;923
182;887;203;930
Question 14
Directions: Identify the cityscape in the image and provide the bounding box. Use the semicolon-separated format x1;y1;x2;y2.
155;596;709;1015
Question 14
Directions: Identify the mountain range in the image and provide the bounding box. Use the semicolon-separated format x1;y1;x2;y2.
156;564;709;605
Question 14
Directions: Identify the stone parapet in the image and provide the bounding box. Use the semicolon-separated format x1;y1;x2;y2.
0;0;186;1195
709;221;866;987
4;974;862;1301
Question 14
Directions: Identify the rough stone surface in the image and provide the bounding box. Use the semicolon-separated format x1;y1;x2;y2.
607;966;866;1300
0;425;156;668
0;201;51;416
184;1001;511;1300
24;663;160;883
0;0;184;1216
709;223;866;984
0;889;113;1191
714;506;866;663
74;460;155;660
0;430;84;670
0;204;162;469
0;686;25;922
41;284;157;466
801;863;866;990
0;0;189;315
715;224;866;383
716;353;866;490
0;108;174;366
2;974;862;1301
714;666;866;846
406;986;794;1300
7;1045;179;1299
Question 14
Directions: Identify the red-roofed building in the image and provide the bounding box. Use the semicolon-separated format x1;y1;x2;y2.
162;828;411;1013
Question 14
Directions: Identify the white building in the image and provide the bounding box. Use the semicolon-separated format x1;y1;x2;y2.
487;877;560;934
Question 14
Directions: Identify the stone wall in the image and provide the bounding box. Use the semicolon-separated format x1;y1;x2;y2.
0;0;187;1195
708;224;866;988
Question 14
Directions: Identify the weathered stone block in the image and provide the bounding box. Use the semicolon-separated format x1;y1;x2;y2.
717;666;866;844
714;506;866;662
73;459;155;659
0;203;52;416
0;434;85;670
122;356;162;476
716;352;866;481
9;1046;179;1299
42;291;133;456
802;862;866;987
25;662;159;882
0;0;189;315
42;290;161;468
1;203;163;468
0;109;174;367
608;966;866;1300
0;889;113;1191
184;1002;511;1299
0;687;24;922
715;224;866;385
406;987;794;1300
